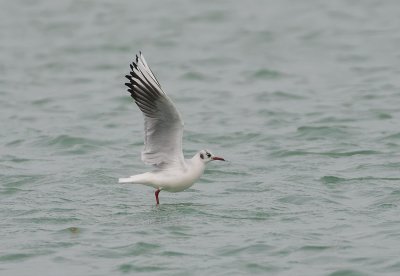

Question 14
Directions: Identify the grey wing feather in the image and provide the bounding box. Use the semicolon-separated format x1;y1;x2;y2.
125;53;185;168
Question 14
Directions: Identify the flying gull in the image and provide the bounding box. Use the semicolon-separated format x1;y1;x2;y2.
118;52;225;204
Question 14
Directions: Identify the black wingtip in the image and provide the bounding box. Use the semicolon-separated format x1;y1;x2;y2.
125;82;134;89
130;64;133;70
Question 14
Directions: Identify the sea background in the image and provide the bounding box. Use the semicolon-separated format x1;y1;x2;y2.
1;0;400;275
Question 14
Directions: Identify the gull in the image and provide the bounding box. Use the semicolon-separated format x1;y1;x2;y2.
118;52;225;204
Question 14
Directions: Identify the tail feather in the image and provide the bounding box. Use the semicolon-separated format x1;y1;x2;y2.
118;172;154;187
118;177;135;183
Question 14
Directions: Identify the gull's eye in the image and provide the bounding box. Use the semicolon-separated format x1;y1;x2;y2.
206;152;211;158
200;153;204;159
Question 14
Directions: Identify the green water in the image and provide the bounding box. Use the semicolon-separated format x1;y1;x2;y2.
1;0;400;275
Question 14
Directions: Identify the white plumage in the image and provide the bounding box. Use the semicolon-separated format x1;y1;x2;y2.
118;53;225;204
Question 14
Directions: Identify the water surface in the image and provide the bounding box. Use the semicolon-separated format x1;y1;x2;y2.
1;0;400;275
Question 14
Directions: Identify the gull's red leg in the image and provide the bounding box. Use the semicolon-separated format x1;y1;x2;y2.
155;189;160;205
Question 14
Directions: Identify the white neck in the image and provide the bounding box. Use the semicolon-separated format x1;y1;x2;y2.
187;154;206;178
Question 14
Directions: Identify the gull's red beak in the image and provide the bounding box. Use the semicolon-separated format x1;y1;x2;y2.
212;156;225;161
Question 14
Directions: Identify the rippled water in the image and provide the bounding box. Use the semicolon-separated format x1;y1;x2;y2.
1;0;400;275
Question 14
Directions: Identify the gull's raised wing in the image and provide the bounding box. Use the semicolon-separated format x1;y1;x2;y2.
125;52;185;168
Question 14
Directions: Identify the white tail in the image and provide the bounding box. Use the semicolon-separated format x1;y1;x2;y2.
118;177;135;183
118;172;154;186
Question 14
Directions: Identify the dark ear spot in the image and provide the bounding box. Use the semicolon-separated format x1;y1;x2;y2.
200;153;204;159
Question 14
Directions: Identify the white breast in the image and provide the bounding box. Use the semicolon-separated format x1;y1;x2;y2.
152;159;205;192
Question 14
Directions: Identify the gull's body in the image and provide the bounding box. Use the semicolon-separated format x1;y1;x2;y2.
119;156;205;193
118;53;225;204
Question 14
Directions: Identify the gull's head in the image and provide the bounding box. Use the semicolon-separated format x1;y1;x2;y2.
198;149;225;164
